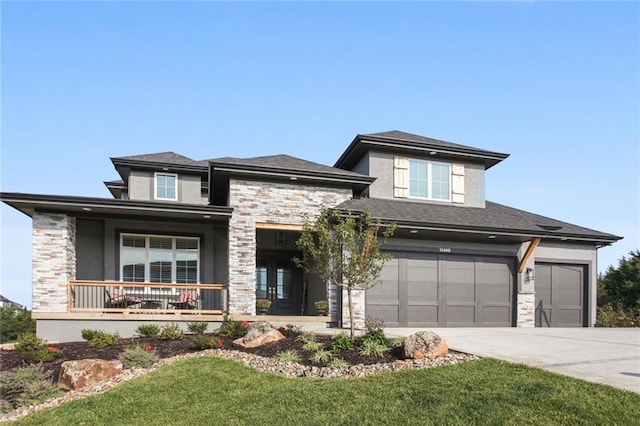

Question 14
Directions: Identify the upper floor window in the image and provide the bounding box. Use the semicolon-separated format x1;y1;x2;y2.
155;172;177;201
409;160;451;201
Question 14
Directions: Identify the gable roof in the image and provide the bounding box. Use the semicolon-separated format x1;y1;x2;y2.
334;130;509;170
336;197;621;244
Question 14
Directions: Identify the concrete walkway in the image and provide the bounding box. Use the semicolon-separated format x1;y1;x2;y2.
386;327;640;393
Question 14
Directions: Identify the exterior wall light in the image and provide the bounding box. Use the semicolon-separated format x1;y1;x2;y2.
525;267;535;283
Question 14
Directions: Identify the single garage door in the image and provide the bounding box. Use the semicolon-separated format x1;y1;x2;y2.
366;252;514;327
535;263;586;327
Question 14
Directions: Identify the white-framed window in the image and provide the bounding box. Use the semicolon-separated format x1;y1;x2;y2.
154;172;178;201
120;234;199;293
408;160;451;201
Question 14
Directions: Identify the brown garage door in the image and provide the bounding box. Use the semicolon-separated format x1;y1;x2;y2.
366;252;514;327
535;263;586;327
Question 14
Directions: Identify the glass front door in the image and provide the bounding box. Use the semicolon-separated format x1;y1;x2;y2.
256;253;301;315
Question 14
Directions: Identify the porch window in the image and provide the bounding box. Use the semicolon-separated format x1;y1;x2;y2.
121;234;199;292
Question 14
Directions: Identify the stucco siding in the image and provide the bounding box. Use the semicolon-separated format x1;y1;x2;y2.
365;150;486;207
128;170;153;200
128;170;207;204
179;174;208;204
464;163;485;208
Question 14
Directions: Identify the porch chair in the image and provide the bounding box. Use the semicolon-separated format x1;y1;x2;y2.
168;290;198;310
105;287;141;309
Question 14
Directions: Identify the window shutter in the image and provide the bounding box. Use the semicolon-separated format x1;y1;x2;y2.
394;156;408;198
451;163;465;204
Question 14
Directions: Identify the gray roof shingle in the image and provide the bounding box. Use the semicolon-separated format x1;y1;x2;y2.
362;130;500;155
336;197;621;242
112;152;207;167
335;130;509;170
210;154;370;179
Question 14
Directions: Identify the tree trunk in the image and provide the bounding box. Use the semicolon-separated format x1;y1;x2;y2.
348;287;355;341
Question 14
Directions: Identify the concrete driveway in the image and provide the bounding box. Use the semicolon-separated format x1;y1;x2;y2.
386;327;640;394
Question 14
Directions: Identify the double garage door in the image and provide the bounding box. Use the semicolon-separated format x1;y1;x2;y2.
366;252;515;327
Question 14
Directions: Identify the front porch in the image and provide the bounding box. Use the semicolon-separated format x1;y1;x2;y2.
68;280;228;315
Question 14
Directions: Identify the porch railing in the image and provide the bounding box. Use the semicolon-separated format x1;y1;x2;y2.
69;280;227;315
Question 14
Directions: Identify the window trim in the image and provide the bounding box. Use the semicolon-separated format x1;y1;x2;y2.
119;233;200;293
154;172;178;201
408;159;452;202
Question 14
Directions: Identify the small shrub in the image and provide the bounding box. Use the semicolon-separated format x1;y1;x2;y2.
274;350;302;363
189;335;223;351
0;366;63;413
14;333;61;362
302;340;323;352
121;345;158;369
277;324;301;337
256;298;272;309
329;332;353;353
29;346;62;363
359;317;389;348
216;320;249;338
81;329;99;342
295;332;316;344
309;349;332;364
86;330;120;348
135;324;161;338
159;323;184;341
390;336;405;348
187;321;209;334
15;332;45;352
364;316;386;333
329;358;349;370
360;316;389;347
314;300;329;310
596;304;640;327
359;340;390;358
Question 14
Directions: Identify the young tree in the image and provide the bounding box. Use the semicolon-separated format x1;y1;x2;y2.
294;208;396;340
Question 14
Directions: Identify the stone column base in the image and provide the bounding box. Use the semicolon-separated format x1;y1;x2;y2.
517;292;535;327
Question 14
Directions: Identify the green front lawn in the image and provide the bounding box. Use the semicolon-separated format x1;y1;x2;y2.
14;358;639;425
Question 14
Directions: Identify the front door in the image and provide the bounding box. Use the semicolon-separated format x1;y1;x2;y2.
256;252;302;315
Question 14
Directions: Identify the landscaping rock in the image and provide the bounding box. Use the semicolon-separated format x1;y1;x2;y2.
233;321;285;348
403;331;449;360
57;359;123;391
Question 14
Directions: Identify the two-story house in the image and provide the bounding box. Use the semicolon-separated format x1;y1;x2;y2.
1;131;621;342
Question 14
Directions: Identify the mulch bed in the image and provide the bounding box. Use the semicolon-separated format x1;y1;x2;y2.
0;333;403;383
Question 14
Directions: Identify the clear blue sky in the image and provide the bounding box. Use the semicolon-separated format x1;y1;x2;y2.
1;2;638;308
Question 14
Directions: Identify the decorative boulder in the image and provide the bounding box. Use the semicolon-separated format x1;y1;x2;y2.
58;359;123;391
233;321;285;348
403;331;449;360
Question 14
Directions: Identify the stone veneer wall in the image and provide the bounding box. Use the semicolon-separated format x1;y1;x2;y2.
343;289;366;330
227;179;352;317
32;213;76;313
516;292;535;327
